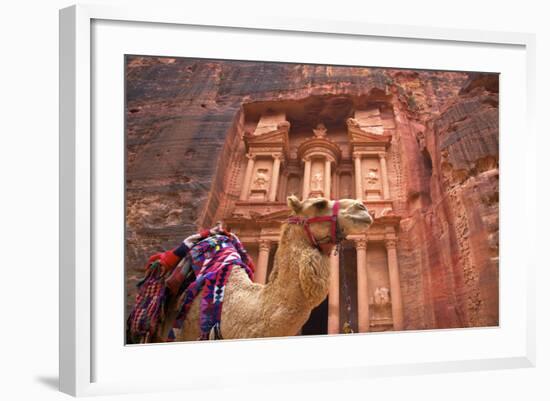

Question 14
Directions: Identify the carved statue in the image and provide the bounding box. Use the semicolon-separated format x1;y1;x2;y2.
365;168;379;185
313;123;328;138
253;169;269;190
311;171;323;191
374;287;391;306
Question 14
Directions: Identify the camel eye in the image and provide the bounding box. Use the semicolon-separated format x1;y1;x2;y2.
356;203;366;210
311;199;328;209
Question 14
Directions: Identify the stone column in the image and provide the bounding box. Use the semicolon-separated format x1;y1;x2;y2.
324;159;332;199
269;154;282;202
328;249;340;334
386;238;404;330
240;153;255;201
379;153;390;200
302;157;312;200
279;171;288;202
255;239;271;284
356;238;370;332
333;171;339;199
353;153;363;201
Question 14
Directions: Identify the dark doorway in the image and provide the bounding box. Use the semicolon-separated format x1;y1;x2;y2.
339;243;358;333
301;297;328;335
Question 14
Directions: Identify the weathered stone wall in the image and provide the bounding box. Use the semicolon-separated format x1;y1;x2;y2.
125;56;498;329
385;71;499;329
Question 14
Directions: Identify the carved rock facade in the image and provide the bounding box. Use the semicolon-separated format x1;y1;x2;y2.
126;57;498;333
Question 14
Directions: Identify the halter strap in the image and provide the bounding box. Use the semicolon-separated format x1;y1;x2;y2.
287;201;341;251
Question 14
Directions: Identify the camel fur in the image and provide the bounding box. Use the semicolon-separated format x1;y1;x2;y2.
159;196;373;341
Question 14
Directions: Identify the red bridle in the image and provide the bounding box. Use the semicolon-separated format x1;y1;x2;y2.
287;201;342;252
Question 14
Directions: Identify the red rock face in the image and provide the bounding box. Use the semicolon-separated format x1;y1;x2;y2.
386;71;499;329
125;56;498;330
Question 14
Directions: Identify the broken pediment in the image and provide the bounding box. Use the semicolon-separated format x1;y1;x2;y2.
244;120;290;157
253;111;287;136
354;108;384;134
347;117;392;149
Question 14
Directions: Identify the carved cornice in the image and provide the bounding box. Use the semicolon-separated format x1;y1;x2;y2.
353;147;388;156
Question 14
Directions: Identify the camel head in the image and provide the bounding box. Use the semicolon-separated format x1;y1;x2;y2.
286;196;373;243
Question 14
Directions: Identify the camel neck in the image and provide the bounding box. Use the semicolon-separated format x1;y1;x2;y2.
264;223;330;305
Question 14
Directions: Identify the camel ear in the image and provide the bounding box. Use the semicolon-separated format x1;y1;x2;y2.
287;195;302;213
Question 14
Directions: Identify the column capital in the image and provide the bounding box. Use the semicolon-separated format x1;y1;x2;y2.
352;152;364;160
258;239;271;252
272;153;283;161
302;156;311;163
246;153;256;160
355;238;368;251
385;238;397;249
379;152;387;160
255;240;271;284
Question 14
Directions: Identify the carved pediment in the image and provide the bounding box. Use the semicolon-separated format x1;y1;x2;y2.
347;117;392;149
246;128;286;145
296;136;342;163
244;121;290;156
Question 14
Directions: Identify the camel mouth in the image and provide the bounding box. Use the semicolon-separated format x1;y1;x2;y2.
341;214;373;236
350;214;373;226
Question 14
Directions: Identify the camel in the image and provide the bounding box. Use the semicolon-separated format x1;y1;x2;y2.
158;196;373;341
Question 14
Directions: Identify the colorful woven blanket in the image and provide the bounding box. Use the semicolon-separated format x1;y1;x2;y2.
170;234;255;340
127;232;254;343
126;260;168;344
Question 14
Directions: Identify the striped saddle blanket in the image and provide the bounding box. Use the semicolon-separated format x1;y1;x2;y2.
127;233;255;343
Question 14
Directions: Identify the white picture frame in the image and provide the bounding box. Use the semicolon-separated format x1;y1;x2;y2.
59;4;536;397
